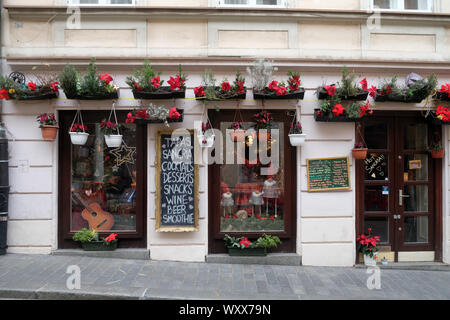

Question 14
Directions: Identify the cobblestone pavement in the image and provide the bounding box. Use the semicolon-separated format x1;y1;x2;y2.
0;254;449;300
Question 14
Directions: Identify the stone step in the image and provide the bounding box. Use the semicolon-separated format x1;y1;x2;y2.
206;253;301;266
355;262;450;272
51;249;150;260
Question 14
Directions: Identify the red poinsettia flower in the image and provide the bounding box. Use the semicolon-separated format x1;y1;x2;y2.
275;86;287;96
360;78;368;92
332;104;345;117
99;73;113;85
169;107;181;120
194;86;205;97
268;80;279;91
50;81;59;93
324;85;336;96
240;237;251;248
436;105;450;122
368;85;377;99
133;81;143;92
221;81;231;92
235;80;245;94
151;76;161;89
441;84;450;97
168;76;182;91
359;101;371;117
104;233;118;243
0;88;10;100
270;216;275;221
27;82;37;91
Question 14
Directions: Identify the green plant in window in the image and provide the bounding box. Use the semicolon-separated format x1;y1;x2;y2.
73;228;98;243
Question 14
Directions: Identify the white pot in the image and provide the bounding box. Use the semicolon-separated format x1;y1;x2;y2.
197;134;214;148
105;134;123;148
69;132;89;145
289;133;306;147
363;253;378;266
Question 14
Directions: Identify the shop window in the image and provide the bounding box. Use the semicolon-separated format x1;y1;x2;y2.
371;0;432;11
71;122;137;232
67;0;135;5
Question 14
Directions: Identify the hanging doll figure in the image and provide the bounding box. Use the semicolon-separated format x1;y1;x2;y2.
249;191;264;217
220;192;234;217
262;177;281;217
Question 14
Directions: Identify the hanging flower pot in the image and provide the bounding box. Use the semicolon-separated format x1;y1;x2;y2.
104;134;123;148
69;132;89;145
289;133;306;147
69;111;89;145
352;147;368;160
101;102;122;148
229;129;246;142
197;134;214;148
430;143;444;159
41;125;59;141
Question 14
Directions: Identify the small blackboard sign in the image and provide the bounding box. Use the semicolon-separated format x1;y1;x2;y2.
155;130;199;232
307;157;351;192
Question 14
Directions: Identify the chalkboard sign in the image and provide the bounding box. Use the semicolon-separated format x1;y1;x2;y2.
155;130;199;232
307;157;351;192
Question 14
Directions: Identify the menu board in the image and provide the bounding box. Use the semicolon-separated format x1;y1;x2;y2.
155;130;199;232
307;157;351;192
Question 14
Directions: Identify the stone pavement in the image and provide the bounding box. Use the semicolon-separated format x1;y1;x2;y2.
0;254;449;300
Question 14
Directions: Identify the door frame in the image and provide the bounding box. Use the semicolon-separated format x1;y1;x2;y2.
58;110;147;249
355;111;443;262
208;109;297;254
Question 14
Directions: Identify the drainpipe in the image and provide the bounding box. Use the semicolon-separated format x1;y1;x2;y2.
0;0;9;256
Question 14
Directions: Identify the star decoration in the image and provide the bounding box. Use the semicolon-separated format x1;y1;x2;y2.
109;142;136;167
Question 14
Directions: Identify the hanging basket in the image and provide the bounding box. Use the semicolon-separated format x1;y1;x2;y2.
197;134;214;148
105;134;123;148
289;133;306;147
352;148;368;160
257;130;271;142
432;149;444;159
69;132;89;145
229;129;246;142
41;125;59;141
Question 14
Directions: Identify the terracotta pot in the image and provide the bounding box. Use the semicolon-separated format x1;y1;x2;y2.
352;148;368;160
432;149;444;159
41;125;59;141
229;129;246;142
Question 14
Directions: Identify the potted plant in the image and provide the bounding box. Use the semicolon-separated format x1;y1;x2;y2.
254;110;272;141
223;234;282;256
73;228;118;251
195;70;247;101
375;74;437;103
253;71;305;100
100;119;122;148
315;101;372;122
357;228;380;266
438;83;450;101
36;113;58;141
426;105;450;125
352;142;368;160
228;121;246;142
198;122;214;148
317;66;369;101
59;58;119;100
126;61;187;99
69;123;89;146
430;143;444;159
288;121;306;147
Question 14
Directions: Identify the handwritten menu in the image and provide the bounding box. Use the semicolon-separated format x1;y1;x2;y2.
156;131;198;232
307;157;351;192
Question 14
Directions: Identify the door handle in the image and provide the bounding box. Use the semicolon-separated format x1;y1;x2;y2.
399;189;410;206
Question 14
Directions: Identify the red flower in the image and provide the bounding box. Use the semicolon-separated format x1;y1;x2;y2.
368;85;377;99
275;86;287;96
50;81;59;93
324;85;336;96
360;101;371;117
194;86;205;97
235;80;245;94
28;82;37;91
133;81;143;92
316;110;323;117
221;81;231;92
360;78;368;92
104;233;118;243
0;89;10;100
232;214;237;219
169;107;181;119
268;80;279;91
99;73;113;85
224;214;229;220
441;84;450;97
436;105;450;122
332;104;345;117
240;237;251;248
270;216;275;221
136;109;149;119
151;76;161;89
168;76;182;91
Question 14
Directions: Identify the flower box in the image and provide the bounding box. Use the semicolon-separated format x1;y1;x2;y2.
253;87;305;100
288;133;306;147
133;109;184;124
314;109;363;122
18;92;59;101
195;87;247;101
374;91;426;103
436;91;450;101
317;87;368;101
65;90;119;100
81;239;118;251
132;87;186;100
227;247;267;256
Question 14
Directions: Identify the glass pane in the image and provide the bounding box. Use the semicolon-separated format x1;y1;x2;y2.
224;0;248;4
404;0;419;9
403;185;428;212
220;122;285;232
364;217;389;243
111;0;133;3
364;122;388;149
374;0;391;8
256;0;278;4
365;153;388;181
404;123;428;150
71;123;137;232
404;216;428;243
404;154;428;181
80;0;99;3
364;185;389;212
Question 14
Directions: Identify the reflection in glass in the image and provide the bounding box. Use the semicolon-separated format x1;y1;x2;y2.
364;122;388;150
220;122;284;232
403;185;428;212
71;123;137;232
404;154;428;181
404;123;428;150
404;216;428;243
365;153;388;181
364;186;389;212
364;217;389;243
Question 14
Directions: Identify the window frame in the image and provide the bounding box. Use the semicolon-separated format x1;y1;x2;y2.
370;0;433;12
218;0;287;9
67;0;136;6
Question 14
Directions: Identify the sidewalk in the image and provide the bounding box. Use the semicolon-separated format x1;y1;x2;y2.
0;254;449;300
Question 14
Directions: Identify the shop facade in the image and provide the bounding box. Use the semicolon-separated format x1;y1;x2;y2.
2;1;450;267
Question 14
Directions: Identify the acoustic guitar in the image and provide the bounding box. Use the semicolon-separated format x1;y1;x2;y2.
72;192;115;231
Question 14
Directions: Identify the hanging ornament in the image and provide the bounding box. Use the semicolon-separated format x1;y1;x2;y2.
109;141;136;167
